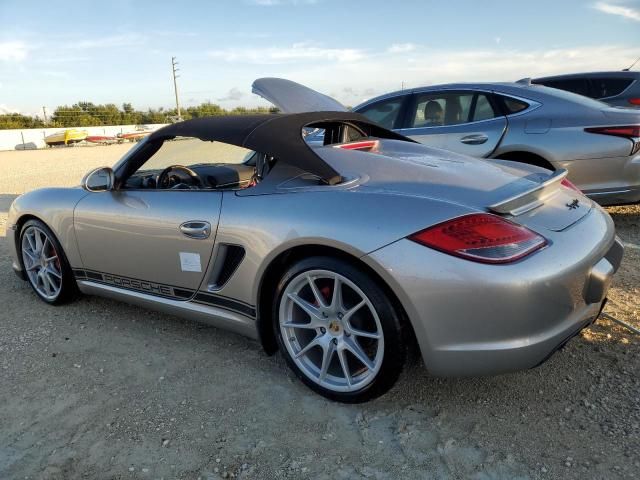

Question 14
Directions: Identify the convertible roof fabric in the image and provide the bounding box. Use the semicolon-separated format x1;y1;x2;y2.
148;111;412;183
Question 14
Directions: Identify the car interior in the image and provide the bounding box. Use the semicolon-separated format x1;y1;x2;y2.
411;94;472;127
122;139;275;191
119;121;378;192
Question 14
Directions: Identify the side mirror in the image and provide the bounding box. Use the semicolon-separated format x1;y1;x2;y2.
82;167;115;192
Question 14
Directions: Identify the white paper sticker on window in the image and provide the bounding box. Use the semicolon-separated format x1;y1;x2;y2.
179;252;202;272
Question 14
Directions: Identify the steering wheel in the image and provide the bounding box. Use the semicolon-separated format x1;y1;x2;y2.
156;165;202;189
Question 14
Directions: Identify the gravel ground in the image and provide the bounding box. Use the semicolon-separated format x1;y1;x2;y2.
0;145;638;480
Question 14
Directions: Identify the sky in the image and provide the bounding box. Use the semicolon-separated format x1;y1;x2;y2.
0;0;639;116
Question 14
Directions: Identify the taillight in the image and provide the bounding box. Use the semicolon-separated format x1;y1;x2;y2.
334;140;379;151
584;125;640;138
629;98;640;106
409;213;547;264
561;178;581;192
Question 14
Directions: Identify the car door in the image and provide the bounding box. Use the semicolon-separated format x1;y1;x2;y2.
397;90;507;157
71;135;259;295
74;190;221;293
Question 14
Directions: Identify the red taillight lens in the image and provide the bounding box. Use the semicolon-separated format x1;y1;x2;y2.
628;98;640;106
334;140;379;151
584;125;640;138
409;213;547;264
561;178;581;192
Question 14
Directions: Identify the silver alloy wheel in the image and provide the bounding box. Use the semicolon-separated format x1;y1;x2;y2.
279;269;384;393
21;226;63;301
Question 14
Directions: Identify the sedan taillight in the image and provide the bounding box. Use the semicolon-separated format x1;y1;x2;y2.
584;125;640;138
628;98;640;106
561;178;582;192
409;213;547;264
585;126;640;154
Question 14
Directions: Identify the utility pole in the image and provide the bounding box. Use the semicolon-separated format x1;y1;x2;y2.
171;56;182;121
401;81;405;91
42;106;48;124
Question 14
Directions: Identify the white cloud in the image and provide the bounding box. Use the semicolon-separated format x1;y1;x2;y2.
41;70;70;79
272;44;640;107
208;43;366;64
0;41;30;61
593;2;640;21
0;104;20;114
67;33;146;50
37;55;90;64
218;87;246;102
387;43;417;54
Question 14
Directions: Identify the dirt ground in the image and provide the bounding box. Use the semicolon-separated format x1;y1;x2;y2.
0;145;638;480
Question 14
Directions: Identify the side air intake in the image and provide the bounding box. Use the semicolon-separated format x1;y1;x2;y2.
206;244;246;291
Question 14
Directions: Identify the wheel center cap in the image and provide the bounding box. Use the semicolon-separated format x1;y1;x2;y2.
328;320;341;334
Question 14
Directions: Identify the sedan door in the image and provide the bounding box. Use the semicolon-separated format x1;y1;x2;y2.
397;90;507;157
74;189;221;295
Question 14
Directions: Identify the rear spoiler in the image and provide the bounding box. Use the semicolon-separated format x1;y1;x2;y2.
488;169;568;216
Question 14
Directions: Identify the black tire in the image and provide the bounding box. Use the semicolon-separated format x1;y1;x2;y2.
273;256;406;403
19;219;77;305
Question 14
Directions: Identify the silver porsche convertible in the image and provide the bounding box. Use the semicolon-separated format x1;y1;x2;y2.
8;112;624;402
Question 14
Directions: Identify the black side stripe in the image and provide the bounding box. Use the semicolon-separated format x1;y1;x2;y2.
193;292;256;318
73;269;256;318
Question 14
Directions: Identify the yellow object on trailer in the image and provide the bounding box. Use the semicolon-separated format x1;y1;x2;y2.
44;129;88;146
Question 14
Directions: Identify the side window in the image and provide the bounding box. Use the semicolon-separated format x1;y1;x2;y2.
408;92;473;127
589;78;633;99
125;137;258;190
357;97;404;129
541;78;591;97
501;96;529;114
471;94;498;121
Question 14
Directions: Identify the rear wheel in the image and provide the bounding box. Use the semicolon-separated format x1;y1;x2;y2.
20;219;76;305
274;256;406;402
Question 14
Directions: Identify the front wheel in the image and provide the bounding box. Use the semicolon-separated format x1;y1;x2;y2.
20;219;76;305
273;257;406;403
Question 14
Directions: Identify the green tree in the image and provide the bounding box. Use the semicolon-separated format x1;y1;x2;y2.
1;101;279;129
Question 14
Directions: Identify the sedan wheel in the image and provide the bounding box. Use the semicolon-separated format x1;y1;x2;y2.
20;220;75;304
275;257;406;402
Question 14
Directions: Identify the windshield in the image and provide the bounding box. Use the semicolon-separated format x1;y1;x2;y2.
141;137;254;173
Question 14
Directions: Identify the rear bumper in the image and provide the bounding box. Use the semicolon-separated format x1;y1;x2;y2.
364;207;623;376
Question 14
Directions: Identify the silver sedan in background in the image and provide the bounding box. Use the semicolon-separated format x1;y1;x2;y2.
254;78;640;205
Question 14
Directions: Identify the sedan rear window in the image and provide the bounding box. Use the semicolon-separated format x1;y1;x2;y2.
590;78;634;99
501;97;529;114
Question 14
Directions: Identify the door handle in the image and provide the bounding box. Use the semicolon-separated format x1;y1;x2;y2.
460;134;489;145
179;221;211;239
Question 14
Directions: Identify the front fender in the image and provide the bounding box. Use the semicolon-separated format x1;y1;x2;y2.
8;188;89;269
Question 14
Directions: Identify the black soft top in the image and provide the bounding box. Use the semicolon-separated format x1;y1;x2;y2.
148;111;412;183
